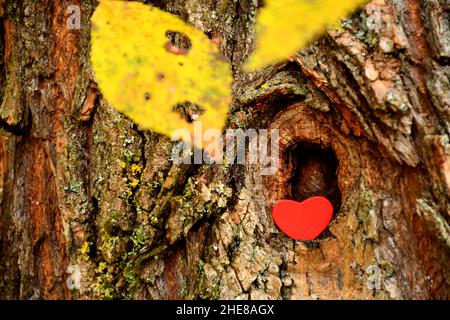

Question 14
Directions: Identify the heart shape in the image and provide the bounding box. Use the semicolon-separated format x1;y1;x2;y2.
272;197;333;240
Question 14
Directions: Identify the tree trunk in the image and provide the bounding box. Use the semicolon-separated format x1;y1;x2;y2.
0;0;449;300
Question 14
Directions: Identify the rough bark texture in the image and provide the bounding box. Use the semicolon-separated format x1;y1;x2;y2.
0;0;449;300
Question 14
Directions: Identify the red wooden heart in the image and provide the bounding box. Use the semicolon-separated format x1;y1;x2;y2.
272;197;333;240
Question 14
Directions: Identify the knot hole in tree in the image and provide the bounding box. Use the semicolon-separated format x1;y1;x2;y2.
286;142;341;232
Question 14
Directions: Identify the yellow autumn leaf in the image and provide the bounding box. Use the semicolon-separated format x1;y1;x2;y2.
91;0;232;148
244;0;368;71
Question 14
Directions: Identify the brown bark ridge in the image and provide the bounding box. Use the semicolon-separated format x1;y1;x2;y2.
0;0;449;299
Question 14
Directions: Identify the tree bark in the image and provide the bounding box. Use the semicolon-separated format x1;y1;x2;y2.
0;0;449;300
